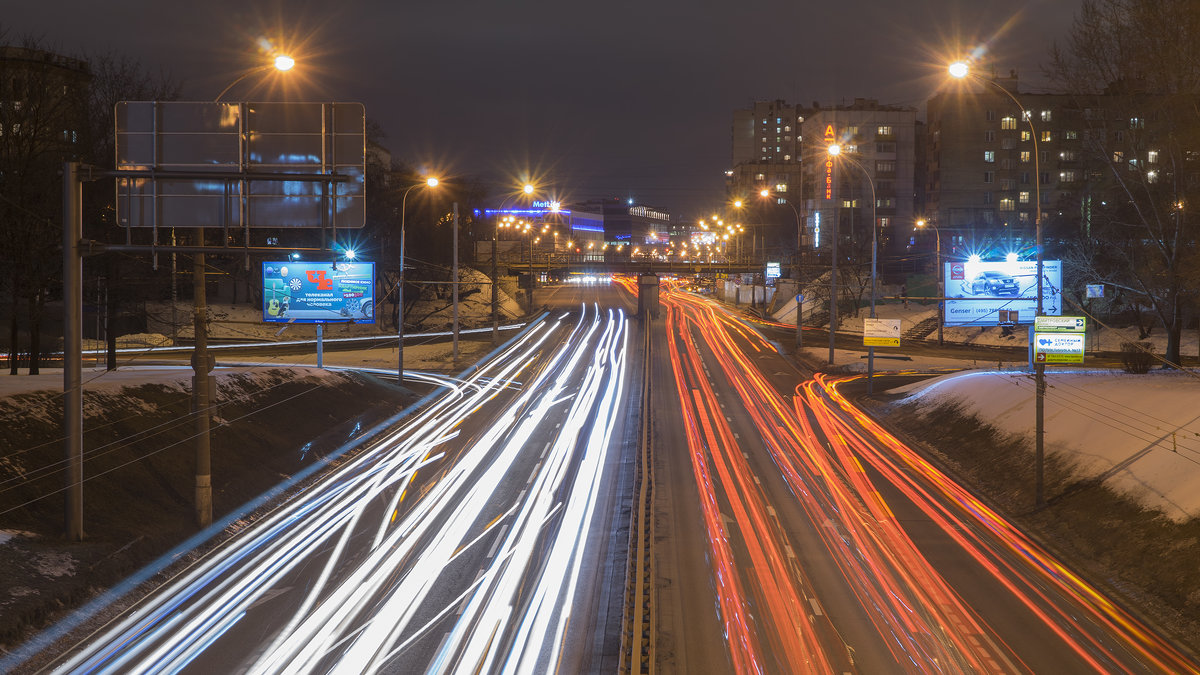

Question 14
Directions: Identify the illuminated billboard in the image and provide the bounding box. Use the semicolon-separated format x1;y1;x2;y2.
262;261;375;324
943;259;1062;326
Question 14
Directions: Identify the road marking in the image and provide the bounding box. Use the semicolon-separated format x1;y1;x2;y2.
767;506;776;517
785;545;796;558
541;441;551;458
527;463;539;485
487;523;510;558
808;598;823;616
753;475;761;485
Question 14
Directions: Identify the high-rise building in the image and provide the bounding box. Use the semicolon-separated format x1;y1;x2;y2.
925;72;1077;262
801;99;918;269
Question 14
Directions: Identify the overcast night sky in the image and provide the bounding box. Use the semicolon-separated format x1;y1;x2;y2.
9;0;1081;220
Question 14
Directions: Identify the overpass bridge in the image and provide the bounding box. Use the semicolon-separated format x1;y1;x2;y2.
494;253;778;278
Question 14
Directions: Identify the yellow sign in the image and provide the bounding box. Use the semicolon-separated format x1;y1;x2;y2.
863;318;901;347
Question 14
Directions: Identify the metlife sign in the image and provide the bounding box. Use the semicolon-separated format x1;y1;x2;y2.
261;261;376;324
943;260;1062;326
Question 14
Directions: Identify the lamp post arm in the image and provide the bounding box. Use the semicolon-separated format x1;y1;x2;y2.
214;64;273;102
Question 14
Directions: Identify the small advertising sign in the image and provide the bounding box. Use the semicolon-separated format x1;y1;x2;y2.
1086;284;1104;299
1034;332;1085;363
864;318;902;347
262;261;376;324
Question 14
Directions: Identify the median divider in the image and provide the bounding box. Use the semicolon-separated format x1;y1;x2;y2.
619;321;655;674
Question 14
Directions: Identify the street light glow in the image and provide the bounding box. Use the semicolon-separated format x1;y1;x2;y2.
274;55;296;71
426;177;439;187
949;60;970;79
760;189;770;198
827;144;842;156
523;183;535;195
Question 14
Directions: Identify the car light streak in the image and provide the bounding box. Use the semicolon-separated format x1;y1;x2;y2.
52;305;630;675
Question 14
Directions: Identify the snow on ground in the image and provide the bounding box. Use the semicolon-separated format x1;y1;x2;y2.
892;369;1200;522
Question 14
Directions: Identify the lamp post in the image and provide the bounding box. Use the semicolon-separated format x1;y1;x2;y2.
760;189;805;349
916;218;944;346
829;145;879;393
950;59;1046;507
492;184;535;341
181;54;297;529
397;177;440;384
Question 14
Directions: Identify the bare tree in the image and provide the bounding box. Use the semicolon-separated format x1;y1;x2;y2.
0;38;90;374
1047;0;1200;366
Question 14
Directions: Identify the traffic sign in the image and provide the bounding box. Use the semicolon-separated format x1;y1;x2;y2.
1035;315;1086;333
864;318;901;347
1034;332;1085;363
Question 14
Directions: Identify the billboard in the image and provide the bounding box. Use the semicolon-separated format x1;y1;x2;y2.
262;261;375;324
116;101;366;229
943;260;1062;326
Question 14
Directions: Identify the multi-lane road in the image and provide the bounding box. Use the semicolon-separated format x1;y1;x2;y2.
46;288;638;674
29;278;1199;674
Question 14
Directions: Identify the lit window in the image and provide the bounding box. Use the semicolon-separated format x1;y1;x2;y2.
1060;170;1078;182
1021;110;1032;121
1060;150;1077;161
775;183;788;192
875;160;895;173
1130;117;1145;129
784;154;791;161
1000;198;1015;211
1064;130;1078;140
755;173;765;180
1019;212;1031;223
1020;151;1031;163
1147;150;1159;163
1001;116;1017;130
1019;191;1030;204
1020;130;1031;142
1040;110;1052;122
1112;150;1124;163
1041;131;1052;142
784;125;791;132
984;151;995;163
877;125;893;136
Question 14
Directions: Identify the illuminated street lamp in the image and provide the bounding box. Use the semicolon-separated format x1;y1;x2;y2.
215;53;296;101
397;176;440;383
950;58;1047;506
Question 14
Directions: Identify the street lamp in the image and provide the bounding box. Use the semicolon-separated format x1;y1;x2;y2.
760;188;805;348
950;59;1047;507
215;53;296;101
915;218;944;346
492;183;536;341
828;144;879;392
397;177;440;383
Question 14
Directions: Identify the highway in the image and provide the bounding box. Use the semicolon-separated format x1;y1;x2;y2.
31;278;1199;674
47;296;637;674
648;283;1197;674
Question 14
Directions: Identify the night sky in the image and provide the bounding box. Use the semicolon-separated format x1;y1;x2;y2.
10;0;1081;220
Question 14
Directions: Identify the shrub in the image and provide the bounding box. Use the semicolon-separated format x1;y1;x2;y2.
1120;341;1154;373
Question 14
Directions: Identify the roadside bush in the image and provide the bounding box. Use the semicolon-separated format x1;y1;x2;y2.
1120;341;1154;373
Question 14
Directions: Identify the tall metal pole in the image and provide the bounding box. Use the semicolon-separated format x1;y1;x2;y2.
63;162;83;541
397;227;406;384
452;202;460;361
936;226;944;346
491;225;498;343
969;69;1045;506
828;191;839;365
839;154;878;394
191;228;213;528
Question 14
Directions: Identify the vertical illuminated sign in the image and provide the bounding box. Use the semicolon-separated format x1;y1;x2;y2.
823;124;836;200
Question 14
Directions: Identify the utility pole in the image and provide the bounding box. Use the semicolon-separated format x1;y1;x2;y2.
192;228;213;528
452;202;459;361
63;162;83;541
